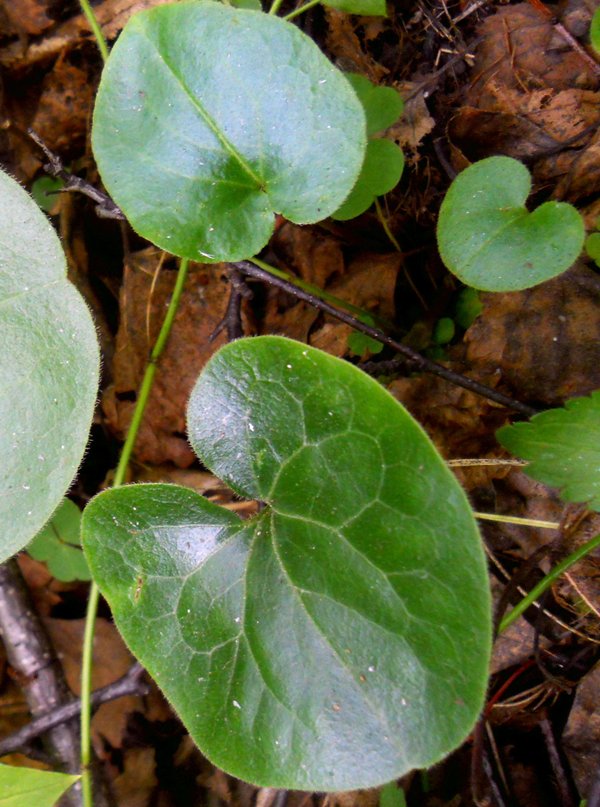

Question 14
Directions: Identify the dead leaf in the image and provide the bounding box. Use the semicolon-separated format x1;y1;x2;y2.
324;8;388;81
103;253;236;467
389;80;436;154
464;264;600;405
0;0;53;36
562;661;600;800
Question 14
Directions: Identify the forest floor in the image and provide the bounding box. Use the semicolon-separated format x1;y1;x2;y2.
1;0;600;805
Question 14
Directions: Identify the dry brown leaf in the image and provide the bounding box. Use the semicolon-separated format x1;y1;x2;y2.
0;0;53;36
464;264;600;405
448;3;600;201
389;81;435;154
112;747;158;807
103;254;236;467
562;661;600;800
324;8;388;81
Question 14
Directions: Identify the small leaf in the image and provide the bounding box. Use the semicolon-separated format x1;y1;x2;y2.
333;74;404;220
0;169;99;563
28;499;91;582
453;287;482;330
591;6;600;55
345;74;404;137
92;1;366;262
0;763;79;807
333;139;404;220
437;156;585;291
585;232;600;266
497;390;600;511
83;336;491;791
432;317;455;345
347;329;383;357
322;0;386;14
379;781;407;807
30;175;64;214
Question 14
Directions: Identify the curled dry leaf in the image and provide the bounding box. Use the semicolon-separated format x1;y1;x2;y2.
448;3;600;203
563;662;600;800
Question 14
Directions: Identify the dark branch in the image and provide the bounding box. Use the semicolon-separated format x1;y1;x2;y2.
0;663;149;757
28;129;125;220
232;260;538;417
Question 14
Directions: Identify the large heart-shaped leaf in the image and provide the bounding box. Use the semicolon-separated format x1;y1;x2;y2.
82;336;491;791
92;0;366;262
497;390;600;511
437;156;584;291
0;169;99;562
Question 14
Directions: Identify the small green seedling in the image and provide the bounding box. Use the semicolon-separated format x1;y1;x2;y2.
91;0;366;263
30;175;64;215
497;390;600;510
0;169;99;563
28;499;91;582
333;73;405;221
82;336;492;791
453;287;483;330
0;763;79;807
437;156;585;291
585;231;600;267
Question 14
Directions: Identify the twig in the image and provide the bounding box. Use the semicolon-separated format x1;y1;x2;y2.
233;260;538;417
28;130;125;220
209;267;252;342
0;560;82;806
0;663;148;757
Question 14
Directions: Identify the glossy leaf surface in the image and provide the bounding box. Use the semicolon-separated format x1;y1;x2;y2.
83;336;491;790
0;169;99;562
497;390;600;511
437;157;584;291
0;763;79;807
92;1;366;262
28;499;91;582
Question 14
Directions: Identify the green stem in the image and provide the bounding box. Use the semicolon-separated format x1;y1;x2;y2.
283;0;321;19
251;256;392;330
498;531;600;634
269;0;285;12
473;512;560;530
374;198;401;252
79;0;109;62
80;258;190;807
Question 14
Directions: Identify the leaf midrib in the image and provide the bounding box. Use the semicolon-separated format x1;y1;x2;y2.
140;28;266;193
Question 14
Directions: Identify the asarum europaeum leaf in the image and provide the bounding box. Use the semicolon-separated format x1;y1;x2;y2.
0;168;99;563
497;390;600;511
82;336;491;791
91;0;366;262
437;156;584;291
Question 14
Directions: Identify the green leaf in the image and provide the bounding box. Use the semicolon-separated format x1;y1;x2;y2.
83;336;491;791
322;0;386;14
333;138;404;220
432;317;455;345
585;232;600;266
333;74;404;220
497;391;600;511
30;175;64;214
0;169;99;563
345;74;403;137
379;781;407;807
591;6;600;55
0;763;79;807
347;329;383;357
28;499;91;582
453;287;482;330
92;0;366;262
436;156;585;291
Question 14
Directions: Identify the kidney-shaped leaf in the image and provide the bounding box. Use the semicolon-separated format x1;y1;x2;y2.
28;498;91;582
497;390;600;511
0;169;99;563
437;156;584;291
82;336;491;791
92;0;366;262
0;763;79;807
